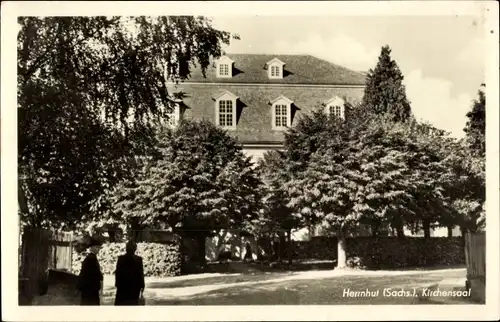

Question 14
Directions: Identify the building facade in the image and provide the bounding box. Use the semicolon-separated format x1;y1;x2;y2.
167;54;366;162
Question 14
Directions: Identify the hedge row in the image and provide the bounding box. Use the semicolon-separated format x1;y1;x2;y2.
72;242;182;277
290;237;465;269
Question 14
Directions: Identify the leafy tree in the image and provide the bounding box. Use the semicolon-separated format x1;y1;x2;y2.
464;84;486;156
18;16;235;229
441;138;485;235
362;45;412;122
256;150;301;264
111;120;262;264
285;120;358;268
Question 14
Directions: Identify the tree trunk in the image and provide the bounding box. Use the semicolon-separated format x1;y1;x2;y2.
278;231;285;264
370;221;380;237
336;227;347;269
287;230;293;266
392;218;405;238
396;225;405;238
447;225;453;238
18;185;30;215
196;234;207;266
267;236;273;263
422;220;431;239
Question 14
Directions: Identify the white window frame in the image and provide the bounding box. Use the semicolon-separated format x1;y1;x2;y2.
324;97;345;120
219;64;229;76
216;56;234;78
165;103;180;127
161;99;181;128
218;100;234;128
270;95;293;130
214;90;238;130
266;58;285;80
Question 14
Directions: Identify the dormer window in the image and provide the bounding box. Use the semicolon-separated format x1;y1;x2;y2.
219;64;229;76
330;105;342;118
270;95;293;129
265;58;285;79
324;96;345;120
216;56;234;78
213;90;238;130
271;65;281;77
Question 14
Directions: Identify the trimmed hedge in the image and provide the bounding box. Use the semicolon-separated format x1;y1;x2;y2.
345;237;465;269
72;242;182;277
290;236;465;269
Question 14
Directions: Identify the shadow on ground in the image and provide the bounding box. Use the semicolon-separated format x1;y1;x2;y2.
147;271;475;305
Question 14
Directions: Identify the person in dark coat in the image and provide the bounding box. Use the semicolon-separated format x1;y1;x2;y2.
77;238;103;305
244;242;253;263
114;240;145;305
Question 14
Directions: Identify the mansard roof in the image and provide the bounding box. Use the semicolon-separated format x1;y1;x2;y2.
186;54;367;86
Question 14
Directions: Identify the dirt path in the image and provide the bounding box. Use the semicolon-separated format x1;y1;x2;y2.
100;267;466;302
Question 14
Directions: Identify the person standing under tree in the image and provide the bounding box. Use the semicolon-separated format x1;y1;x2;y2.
244;242;253;263
114;240;145;305
77;238;104;305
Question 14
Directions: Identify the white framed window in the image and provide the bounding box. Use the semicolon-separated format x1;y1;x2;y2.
275;104;287;127
166;108;177;127
161;101;181;128
216;56;234;78
329;105;343;119
270;95;293;130
271;66;281;77
213;90;238;129
324;97;345;120
218;100;234;127
266;58;285;79
219;64;229;76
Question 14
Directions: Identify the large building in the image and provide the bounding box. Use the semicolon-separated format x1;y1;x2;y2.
167;53;366;162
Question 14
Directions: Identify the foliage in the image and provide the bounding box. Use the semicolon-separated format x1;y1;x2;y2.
285;107;480;242
254;151;300;237
345;237;465;269
72;242;182;277
362;45;412;122
111;120;263;235
290;237;464;269
464;85;486;157
18;16;236;229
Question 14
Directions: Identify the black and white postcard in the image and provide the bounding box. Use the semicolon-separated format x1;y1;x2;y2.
2;1;499;321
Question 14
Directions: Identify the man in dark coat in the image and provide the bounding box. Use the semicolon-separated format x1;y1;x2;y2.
114;240;145;305
77;238;103;305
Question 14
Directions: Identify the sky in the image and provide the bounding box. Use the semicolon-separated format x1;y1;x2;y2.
210;16;486;138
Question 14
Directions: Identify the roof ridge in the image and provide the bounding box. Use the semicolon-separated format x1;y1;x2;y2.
308;55;369;77
224;53;311;57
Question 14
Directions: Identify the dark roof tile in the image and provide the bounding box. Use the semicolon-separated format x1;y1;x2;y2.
186;54;367;85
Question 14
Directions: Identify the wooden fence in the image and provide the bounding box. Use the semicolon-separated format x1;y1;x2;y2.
464;232;486;303
19;227;74;304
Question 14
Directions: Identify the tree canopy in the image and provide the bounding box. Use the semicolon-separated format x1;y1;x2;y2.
464;84;486;157
18;16;236;228
362;45;412;122
111;120;262;236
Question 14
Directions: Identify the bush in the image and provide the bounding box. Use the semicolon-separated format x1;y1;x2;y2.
290;236;465;269
345;237;465;269
72;242;182;277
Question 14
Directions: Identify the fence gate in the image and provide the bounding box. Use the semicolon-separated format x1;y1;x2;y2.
49;231;74;271
464;232;486;302
19;228;74;304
